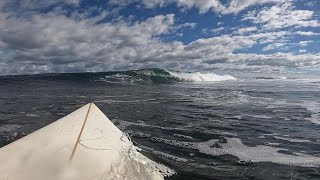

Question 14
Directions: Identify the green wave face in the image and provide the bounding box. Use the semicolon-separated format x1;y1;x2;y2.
97;68;181;84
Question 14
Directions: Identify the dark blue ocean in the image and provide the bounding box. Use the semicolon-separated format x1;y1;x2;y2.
0;68;320;179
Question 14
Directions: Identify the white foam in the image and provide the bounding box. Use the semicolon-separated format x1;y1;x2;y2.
199;138;320;167
168;71;236;82
277;76;287;80
139;145;188;163
301;101;320;124
26;113;39;117
153;150;188;162
273;136;311;143
0;124;22;133
249;115;272;119
264;142;281;146
113;119;188;132
173;133;193;139
151;137;320;167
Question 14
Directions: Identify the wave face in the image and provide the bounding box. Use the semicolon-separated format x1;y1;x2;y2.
96;68;175;84
97;68;236;84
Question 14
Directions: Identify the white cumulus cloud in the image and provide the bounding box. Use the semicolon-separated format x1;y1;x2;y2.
242;2;320;30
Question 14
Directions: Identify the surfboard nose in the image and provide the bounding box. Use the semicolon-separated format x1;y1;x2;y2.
0;103;174;180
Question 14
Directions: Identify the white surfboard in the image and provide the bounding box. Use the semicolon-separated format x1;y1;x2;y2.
0;103;173;180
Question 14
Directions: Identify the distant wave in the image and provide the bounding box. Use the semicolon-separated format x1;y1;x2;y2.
256;76;288;80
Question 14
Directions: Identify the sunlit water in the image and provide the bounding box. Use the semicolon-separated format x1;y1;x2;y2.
0;70;320;179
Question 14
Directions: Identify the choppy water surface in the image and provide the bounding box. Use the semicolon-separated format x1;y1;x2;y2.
0;69;320;179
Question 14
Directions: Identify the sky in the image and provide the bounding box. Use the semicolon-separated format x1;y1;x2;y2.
0;0;319;75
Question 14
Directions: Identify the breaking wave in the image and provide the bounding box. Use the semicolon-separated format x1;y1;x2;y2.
1;68;236;84
97;68;236;84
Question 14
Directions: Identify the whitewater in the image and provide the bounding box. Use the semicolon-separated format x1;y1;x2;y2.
167;70;236;82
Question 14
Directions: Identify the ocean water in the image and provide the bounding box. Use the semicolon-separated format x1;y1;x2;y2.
0;68;320;179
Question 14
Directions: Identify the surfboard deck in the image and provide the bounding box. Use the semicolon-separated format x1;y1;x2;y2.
0;103;172;180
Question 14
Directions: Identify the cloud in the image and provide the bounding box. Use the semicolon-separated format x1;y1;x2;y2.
242;2;320;30
305;1;317;7
0;0;80;12
217;22;223;26
217;0;281;14
174;22;197;30
211;27;224;33
0;5;178;74
0;0;319;75
296;31;319;36
262;43;287;51
109;0;280;14
235;26;257;34
298;41;313;46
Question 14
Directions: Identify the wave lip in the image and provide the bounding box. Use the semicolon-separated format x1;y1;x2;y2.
167;70;236;82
